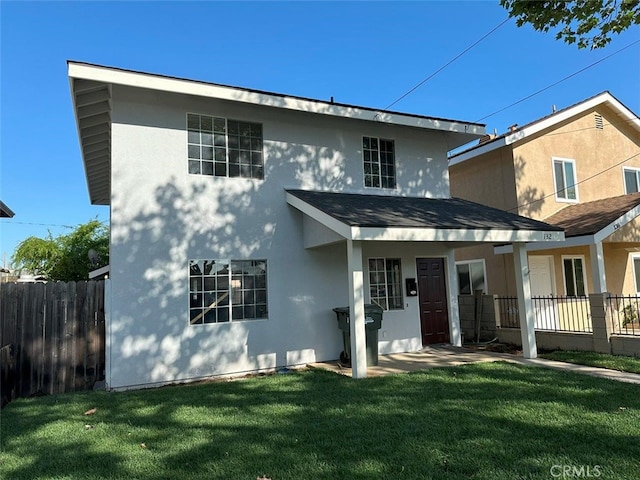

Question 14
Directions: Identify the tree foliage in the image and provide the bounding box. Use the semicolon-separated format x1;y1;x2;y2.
501;0;640;49
12;219;109;281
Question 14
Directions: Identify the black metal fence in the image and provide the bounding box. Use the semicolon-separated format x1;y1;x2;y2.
496;295;592;333
608;295;640;335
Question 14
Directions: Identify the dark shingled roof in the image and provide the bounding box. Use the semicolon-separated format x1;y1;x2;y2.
0;200;14;218
543;193;640;237
287;190;562;232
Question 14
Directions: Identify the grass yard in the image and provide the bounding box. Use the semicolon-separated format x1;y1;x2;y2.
540;350;640;374
1;362;640;480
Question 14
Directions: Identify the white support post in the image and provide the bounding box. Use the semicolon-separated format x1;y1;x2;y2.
347;239;367;379
446;250;462;347
589;242;607;293
513;243;537;359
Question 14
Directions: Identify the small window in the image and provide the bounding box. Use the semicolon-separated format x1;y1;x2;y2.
189;259;268;324
623;167;640;194
553;157;578;201
633;255;640;294
187;114;263;179
368;258;403;310
563;256;586;297
456;260;487;295
363;136;396;189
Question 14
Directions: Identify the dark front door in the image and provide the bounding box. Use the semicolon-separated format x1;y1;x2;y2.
416;258;450;345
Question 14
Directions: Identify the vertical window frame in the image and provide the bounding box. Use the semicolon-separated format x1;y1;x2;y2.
552;157;579;202
363;136;396;190
623;167;640;194
562;255;587;297
455;259;487;295
368;257;403;311
632;254;640;294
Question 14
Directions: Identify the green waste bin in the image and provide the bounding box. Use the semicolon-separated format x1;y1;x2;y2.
332;304;383;366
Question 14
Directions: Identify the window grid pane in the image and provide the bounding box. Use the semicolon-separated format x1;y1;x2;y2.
369;257;403;311
363;136;395;189
189;259;267;324
188;114;263;180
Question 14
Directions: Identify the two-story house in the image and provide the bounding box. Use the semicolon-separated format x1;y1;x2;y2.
68;62;562;390
450;92;640;308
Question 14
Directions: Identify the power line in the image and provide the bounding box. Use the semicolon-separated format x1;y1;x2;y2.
383;17;510;111
2;221;76;228
476;39;640;123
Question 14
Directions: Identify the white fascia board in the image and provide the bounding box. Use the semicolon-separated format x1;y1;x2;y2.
67;62;481;135
286;192;351;239
450;92;639;166
494;234;591;255
351;227;564;243
594;203;640;243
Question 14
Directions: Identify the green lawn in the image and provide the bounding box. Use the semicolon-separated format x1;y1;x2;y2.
540;350;640;374
2;362;640;480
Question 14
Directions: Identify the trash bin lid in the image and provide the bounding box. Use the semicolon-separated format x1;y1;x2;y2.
332;306;350;314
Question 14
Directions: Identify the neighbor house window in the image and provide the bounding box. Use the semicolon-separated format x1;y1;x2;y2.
633;255;640;294
456;260;487;295
368;258;403;310
189;259;267;324
363;136;396;189
553;157;578;201
187;114;263;179
562;256;586;297
623;167;640;194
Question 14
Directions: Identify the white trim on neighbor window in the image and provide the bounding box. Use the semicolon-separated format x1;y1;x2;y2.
552;157;579;203
632;253;640;294
623;167;640;194
561;255;587;297
455;259;487;294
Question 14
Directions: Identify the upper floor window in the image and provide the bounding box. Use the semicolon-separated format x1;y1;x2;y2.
189;259;268;324
363;136;396;189
623;167;640;194
456;260;486;295
553;157;578;202
187;114;263;179
562;256;586;297
368;257;403;310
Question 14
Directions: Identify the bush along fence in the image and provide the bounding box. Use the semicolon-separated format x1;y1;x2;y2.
0;280;105;408
459;293;640;357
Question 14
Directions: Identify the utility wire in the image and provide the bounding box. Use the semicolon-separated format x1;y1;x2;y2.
476;39;640;123
383;17;510;111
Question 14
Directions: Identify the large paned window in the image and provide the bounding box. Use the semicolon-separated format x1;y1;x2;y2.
633;255;640;294
624;167;640;194
187;114;263;179
363;136;396;189
189;259;268;324
553;157;578;201
562;256;586;297
368;258;403;310
456;260;487;295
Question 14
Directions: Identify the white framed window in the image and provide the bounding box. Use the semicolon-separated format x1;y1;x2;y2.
633;254;640;294
456;260;487;295
553;157;578;202
189;259;268;324
562;256;586;297
623;167;640;194
368;258;403;310
363;136;396;189
187;113;264;179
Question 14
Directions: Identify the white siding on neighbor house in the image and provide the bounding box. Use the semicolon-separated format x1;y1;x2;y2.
106;85;452;389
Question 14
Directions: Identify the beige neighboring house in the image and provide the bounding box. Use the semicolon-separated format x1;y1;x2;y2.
449;91;640;299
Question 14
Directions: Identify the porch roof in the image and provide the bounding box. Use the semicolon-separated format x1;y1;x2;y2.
286;189;564;245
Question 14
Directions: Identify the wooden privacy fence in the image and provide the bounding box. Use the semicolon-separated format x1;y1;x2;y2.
1;280;105;407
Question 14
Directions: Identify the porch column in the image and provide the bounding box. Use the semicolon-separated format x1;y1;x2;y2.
589;242;607;293
513;242;537;359
446;250;462;347
347;239;367;379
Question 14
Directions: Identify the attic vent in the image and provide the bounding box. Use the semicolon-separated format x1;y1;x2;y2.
595;114;604;130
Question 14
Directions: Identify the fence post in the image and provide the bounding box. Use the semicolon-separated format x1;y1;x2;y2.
589;293;612;354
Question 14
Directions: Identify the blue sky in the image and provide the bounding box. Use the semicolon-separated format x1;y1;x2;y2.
1;1;639;266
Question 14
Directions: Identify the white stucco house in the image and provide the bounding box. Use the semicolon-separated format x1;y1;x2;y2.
68;61;564;390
